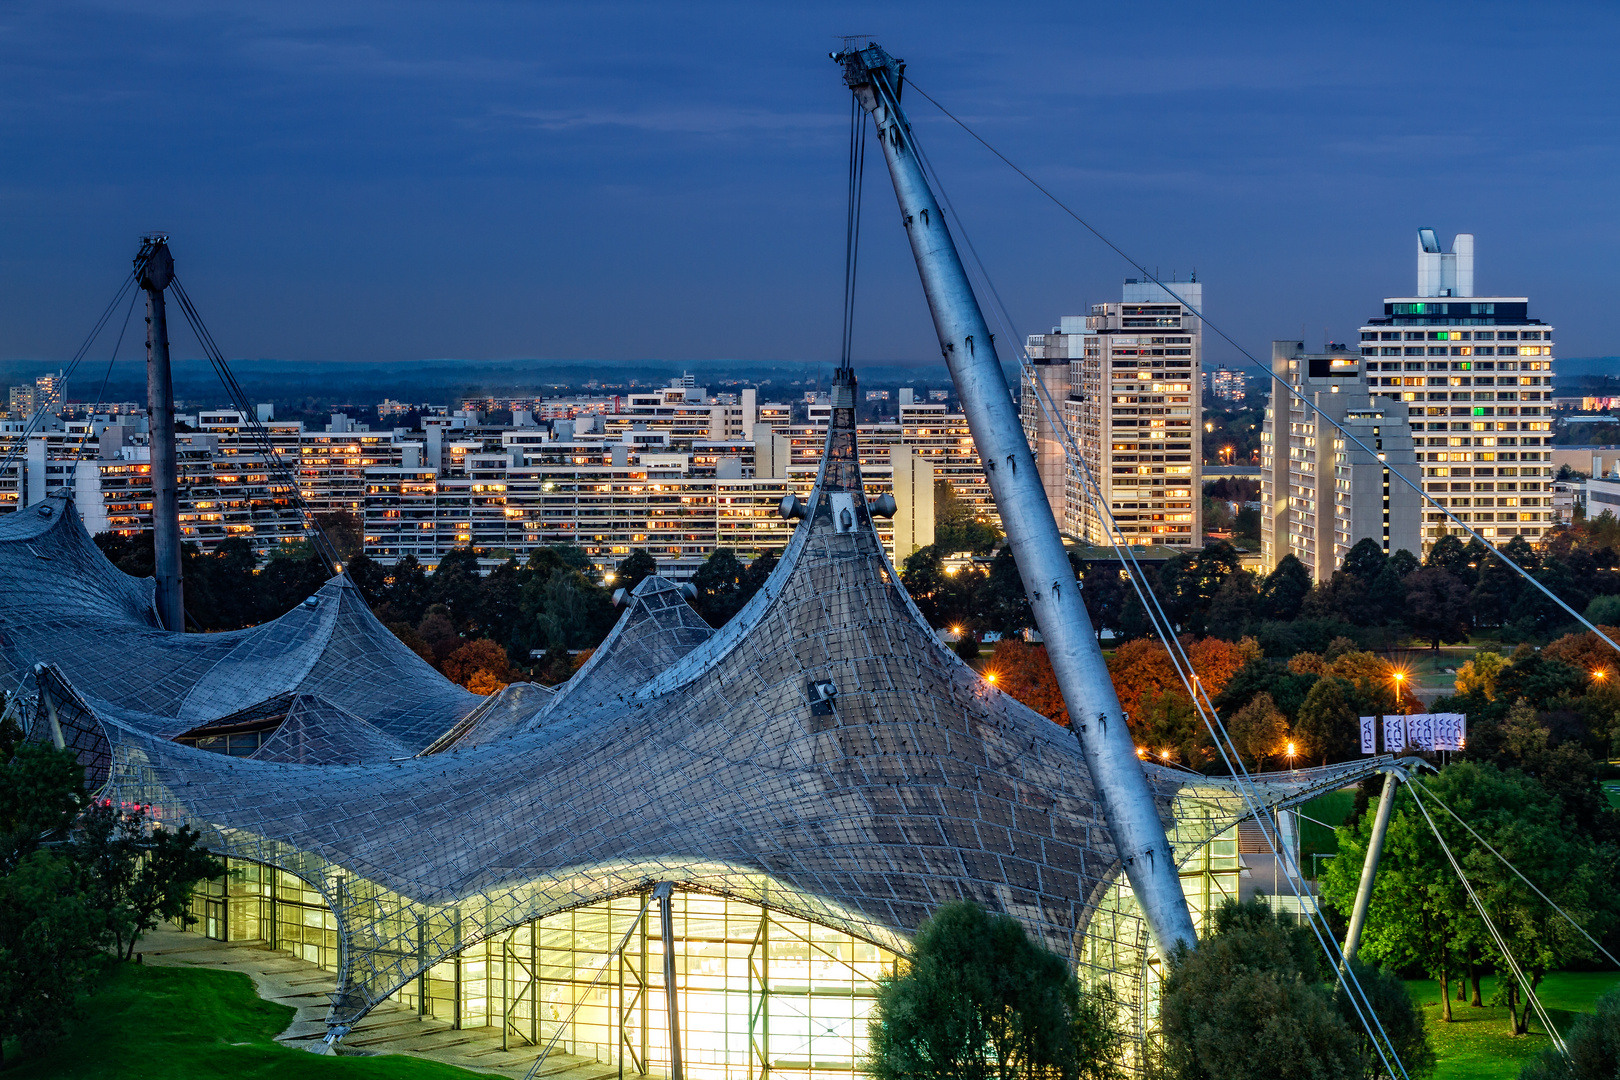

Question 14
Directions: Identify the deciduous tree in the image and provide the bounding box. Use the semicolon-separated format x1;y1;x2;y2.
1227;692;1289;770
867;900;1119;1080
1157;898;1431;1080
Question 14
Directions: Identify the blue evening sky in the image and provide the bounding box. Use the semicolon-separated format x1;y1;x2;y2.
1;1;1615;369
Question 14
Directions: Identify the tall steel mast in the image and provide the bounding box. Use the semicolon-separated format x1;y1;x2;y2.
135;235;184;632
837;44;1196;955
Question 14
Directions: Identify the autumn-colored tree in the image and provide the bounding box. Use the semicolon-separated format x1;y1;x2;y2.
442;638;511;688
466;669;507;695
1107;637;1260;721
1105;637;1260;763
1542;626;1620;677
988;640;1067;726
1287;652;1329;676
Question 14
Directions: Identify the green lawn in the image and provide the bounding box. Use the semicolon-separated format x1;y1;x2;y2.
1602;779;1620;809
1297;787;1357;878
1403;970;1620;1080
2;962;487;1080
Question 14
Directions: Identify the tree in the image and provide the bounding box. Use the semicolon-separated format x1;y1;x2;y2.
1341;538;1388;585
691;548;748;627
866;900;1120;1080
1227;693;1289;770
1205;570;1261;633
74;801;225;961
902;545;986;633
1107;637;1260;764
427;546;487;629
313;510;364;562
1158;542;1244;635
1079;560;1130;640
1;744;86;867
1295;677;1360;765
988;641;1066;727
442;639;512;689
1320;763;1612;1036
1585;593;1620;628
1453;651;1506;699
0;850;95;1066
616;549;659;593
259;543;330;618
1519;985;1620;1080
1157;898;1430;1080
933;480;1001;554
377;554;432;625
1259;555;1312;621
980;548;1033;639
1403;568;1471;649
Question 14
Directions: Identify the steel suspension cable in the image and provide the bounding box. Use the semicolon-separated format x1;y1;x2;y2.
64;287;141;484
840;96;869;371
0;272;139;499
167;274;341;572
902;79;1619;662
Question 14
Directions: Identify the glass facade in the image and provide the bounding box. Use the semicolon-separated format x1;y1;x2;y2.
183;825;1241;1073
184;862;898;1080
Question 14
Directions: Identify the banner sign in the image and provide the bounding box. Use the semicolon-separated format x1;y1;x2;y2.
1362;713;1467;753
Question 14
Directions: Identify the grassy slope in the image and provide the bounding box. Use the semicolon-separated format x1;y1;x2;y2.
1403;971;1620;1080
3;962;487;1080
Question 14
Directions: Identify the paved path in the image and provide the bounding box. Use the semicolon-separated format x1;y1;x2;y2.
140;924;654;1080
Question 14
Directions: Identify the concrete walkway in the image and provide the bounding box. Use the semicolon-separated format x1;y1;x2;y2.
140;924;649;1080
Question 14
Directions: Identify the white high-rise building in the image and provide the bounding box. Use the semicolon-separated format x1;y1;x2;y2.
1023;278;1202;547
1259;342;1421;579
1357;230;1556;550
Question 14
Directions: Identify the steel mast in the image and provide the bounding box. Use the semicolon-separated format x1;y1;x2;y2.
135;235;184;632
837;44;1196;955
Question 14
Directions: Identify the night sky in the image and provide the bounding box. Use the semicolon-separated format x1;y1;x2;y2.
1;1;1615;370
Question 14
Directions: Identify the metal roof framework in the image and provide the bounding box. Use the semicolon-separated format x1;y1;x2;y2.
13;378;1392;1049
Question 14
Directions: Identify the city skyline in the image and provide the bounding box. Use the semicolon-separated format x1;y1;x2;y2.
1;2;1617;368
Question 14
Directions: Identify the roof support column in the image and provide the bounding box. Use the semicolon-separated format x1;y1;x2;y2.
136;235;183;632
1342;770;1400;967
839;43;1196;956
655;882;683;1080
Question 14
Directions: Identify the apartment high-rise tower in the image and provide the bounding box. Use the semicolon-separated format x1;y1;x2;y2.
1024;278;1203;547
1357;231;1556;550
1259;342;1421;579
